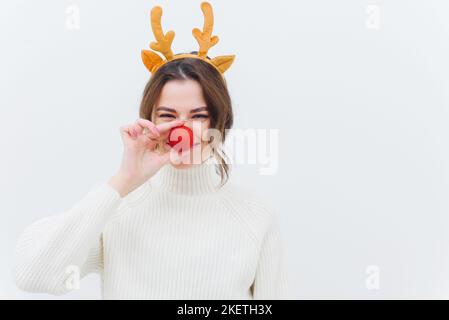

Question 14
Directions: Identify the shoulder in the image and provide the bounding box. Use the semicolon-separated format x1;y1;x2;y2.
108;181;155;223
121;180;154;207
219;182;278;213
217;182;281;241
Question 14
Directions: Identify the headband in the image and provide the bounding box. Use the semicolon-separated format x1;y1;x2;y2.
141;2;235;76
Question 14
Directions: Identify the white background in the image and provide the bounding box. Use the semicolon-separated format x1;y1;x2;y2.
1;0;449;299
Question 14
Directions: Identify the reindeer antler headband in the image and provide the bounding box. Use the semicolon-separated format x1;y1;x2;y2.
141;1;235;76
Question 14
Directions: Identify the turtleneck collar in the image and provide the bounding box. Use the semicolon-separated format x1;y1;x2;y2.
149;157;222;195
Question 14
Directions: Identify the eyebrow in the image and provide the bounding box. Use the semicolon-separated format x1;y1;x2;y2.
156;106;208;113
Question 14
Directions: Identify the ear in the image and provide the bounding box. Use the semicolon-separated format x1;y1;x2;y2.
141;50;164;73
211;55;235;74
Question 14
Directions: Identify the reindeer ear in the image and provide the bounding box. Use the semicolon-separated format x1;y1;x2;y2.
141;50;164;73
211;55;235;74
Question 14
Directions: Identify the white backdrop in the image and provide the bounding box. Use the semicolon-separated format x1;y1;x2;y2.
2;0;449;299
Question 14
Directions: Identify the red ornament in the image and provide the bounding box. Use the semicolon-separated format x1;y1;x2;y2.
167;125;194;151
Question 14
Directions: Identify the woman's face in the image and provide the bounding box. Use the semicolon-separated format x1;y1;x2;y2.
153;79;213;167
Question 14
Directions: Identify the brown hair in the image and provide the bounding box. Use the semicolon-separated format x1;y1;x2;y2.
139;51;233;187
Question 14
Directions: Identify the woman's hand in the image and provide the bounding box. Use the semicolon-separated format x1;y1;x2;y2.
108;118;186;197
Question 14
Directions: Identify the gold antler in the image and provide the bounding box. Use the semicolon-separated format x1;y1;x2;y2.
142;2;235;75
192;2;219;58
150;6;175;60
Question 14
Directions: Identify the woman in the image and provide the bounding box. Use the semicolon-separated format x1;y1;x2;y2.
12;2;290;300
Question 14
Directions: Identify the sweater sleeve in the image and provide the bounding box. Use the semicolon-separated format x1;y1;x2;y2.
12;182;123;295
251;210;291;300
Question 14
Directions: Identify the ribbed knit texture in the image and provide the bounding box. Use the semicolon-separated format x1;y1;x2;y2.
12;158;290;299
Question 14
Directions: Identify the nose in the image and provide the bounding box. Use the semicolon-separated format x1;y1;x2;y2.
177;118;195;128
176;117;202;132
175;118;202;143
178;118;189;128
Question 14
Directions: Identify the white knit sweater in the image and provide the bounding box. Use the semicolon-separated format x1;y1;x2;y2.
13;160;290;299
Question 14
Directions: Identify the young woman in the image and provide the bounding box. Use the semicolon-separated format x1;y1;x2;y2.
13;3;290;300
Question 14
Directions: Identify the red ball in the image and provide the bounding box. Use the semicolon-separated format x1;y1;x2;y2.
167;125;194;151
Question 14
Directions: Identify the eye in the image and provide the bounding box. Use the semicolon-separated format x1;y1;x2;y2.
192;114;209;119
158;113;176;118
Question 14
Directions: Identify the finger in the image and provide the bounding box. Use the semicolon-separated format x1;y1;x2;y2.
132;123;157;141
131;126;139;137
135;126;162;147
134;124;160;145
136;118;160;137
120;124;137;139
138;132;157;146
155;120;185;135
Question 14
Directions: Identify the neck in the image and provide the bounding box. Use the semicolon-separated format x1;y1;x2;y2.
150;157;221;195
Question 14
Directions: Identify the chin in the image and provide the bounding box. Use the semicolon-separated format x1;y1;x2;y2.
172;163;194;169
